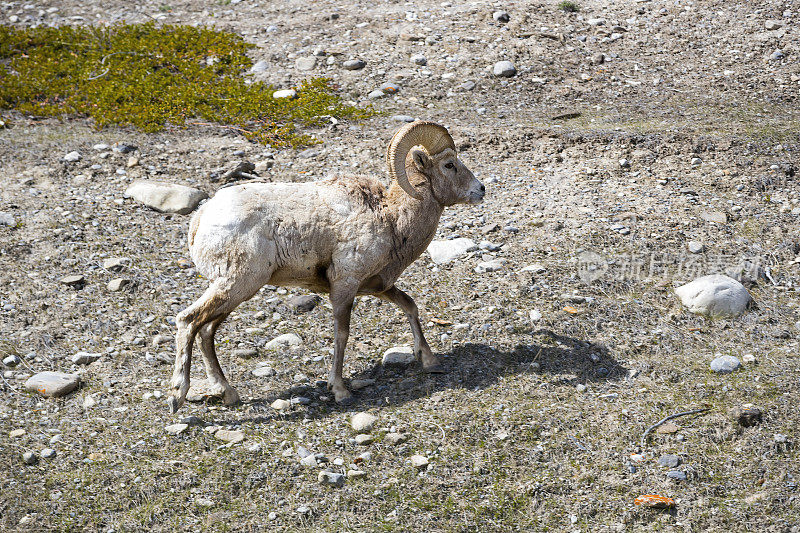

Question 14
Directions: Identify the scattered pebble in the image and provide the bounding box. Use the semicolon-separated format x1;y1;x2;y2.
273;89;297;99
658;454;681;468
493;60;517;78
165;423;189;435
410;455;429;470
265;333;303;350
410;53;427;66
666;470;687;481
384;432;408;445
22;451;38;465
41;448;56;459
342;59;366;70
125;180;208;215
214;429;245;444
318;470;346;487
354;434;374;445
71;352;100;365
271;399;291;410
427;238;477;264
350;412;378;432
710;355;741;374
687;241;704;254
63;151;82;162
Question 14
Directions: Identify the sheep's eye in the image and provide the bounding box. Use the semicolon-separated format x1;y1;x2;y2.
444;162;455;170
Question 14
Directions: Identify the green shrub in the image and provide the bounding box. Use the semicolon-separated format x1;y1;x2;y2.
558;1;580;12
0;22;371;146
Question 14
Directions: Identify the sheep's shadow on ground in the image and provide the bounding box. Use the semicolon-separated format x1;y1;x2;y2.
219;329;628;426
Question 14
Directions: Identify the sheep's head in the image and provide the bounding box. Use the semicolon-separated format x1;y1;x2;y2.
387;121;484;206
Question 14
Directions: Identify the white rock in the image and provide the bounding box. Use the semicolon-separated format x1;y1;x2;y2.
427;238;477;264
265;333;302;350
529;309;542;323
318;470;345;487
250;60;269;73
687;241;704;254
475;259;504;273
410;455;429;469
493;60;517;78
165;423;189;435
124;180;208;215
271;399;291;410
382;346;415;367
295;57;317;71
71;352;101;365
675;275;753;317
273;89;297;99
64;151;82;162
24;372;80;397
0;212;17;226
350;412;378;432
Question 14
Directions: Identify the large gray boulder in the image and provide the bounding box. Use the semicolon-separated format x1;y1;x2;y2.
125;180;208;215
675;274;752;317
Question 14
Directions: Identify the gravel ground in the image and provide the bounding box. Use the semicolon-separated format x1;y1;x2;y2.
1;0;799;531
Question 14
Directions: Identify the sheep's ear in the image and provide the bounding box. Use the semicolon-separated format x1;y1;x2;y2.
410;147;433;172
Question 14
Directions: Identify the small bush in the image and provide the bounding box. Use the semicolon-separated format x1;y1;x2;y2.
558;1;580;13
0;22;371;146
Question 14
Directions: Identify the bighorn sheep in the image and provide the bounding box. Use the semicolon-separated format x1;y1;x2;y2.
168;121;484;412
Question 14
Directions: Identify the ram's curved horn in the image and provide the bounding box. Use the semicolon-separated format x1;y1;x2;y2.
386;121;455;200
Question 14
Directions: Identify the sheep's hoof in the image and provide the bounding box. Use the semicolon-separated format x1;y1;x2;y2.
223;387;241;407
334;390;355;405
167;396;181;414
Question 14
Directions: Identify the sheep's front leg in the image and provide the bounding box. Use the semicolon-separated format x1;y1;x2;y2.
380;286;443;373
329;284;357;404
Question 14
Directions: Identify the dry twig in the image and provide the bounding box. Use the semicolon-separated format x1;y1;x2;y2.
640;407;710;448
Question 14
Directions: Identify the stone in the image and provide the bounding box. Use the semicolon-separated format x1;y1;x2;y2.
410;455;429;469
382;346;416;367
666;470;687;481
24;372;80;397
103;258;126;271
23;451;38;465
273;89;297;99
0;212;17;226
300;454;318;467
233;347;258;358
587;18;606;26
770;49;785;61
658;454;681;468
125;180;208;215
492;11;510;23
765;20;783;30
687;241;704;254
71;352;100;365
427;238;477;264
271;399;291;410
165;423;189;435
675;275;752;317
295;57;317;71
350;412;378;432
342;59;366;70
9;428;26;438
475;259;504;273
3;354;21;367
737;406;762;427
384;432;408;446
350;379;375;391
529;309;542;323
700;210;727;224
410;53;427;66
265;333;302;350
354;434;374;445
60;275;85;287
252;366;276;378
113;143;137;154
742;353;756;364
493;60;517;78
459;80;477;91
250;60;269;73
379;82;400;94
347;469;366;479
41;448;56;459
181;416;205;426
656;421;680;434
368;90;385;100
710;355;741;374
392;114;415;123
287;294;321;313
318;470;346;487
63;151;81;162
214;429;245;444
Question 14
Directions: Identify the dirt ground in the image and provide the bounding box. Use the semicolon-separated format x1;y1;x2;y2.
1;0;799;531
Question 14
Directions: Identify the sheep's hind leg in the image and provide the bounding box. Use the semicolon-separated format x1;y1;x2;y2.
328;283;358;404
197;314;240;407
380;286;443;373
169;282;229;413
